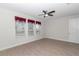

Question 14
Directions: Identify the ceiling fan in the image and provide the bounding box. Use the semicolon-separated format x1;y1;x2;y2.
39;10;55;18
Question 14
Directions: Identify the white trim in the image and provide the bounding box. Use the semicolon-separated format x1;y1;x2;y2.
0;38;41;51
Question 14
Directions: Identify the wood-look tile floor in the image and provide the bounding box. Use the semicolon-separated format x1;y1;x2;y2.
0;38;79;56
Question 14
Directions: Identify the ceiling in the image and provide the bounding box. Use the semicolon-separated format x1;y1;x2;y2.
0;3;79;19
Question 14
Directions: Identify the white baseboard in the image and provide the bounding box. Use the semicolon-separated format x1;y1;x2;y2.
0;37;79;51
0;38;41;51
45;37;79;44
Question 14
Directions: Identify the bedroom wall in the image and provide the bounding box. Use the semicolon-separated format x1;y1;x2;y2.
44;15;79;43
44;17;69;41
69;15;79;43
0;7;43;51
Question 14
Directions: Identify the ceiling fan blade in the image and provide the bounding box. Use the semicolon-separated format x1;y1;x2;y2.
43;10;47;14
48;14;53;16
48;10;55;13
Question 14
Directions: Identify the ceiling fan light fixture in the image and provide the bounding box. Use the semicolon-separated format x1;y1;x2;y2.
39;10;55;18
45;14;48;17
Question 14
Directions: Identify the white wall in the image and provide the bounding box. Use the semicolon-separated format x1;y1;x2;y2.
44;17;69;41
69;15;79;43
44;15;79;44
0;7;43;51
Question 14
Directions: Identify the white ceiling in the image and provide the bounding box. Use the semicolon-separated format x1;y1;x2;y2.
0;3;79;19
